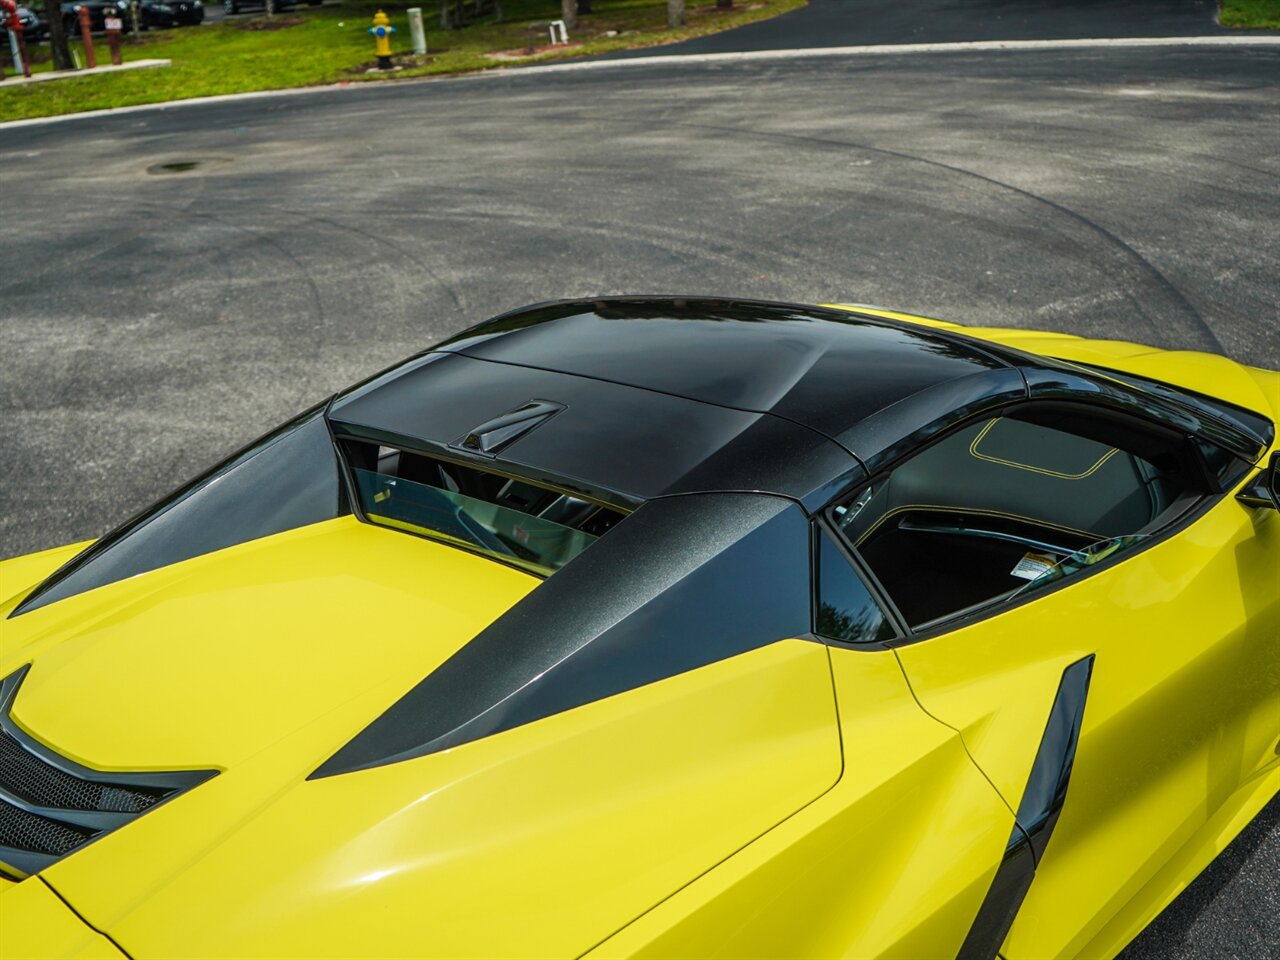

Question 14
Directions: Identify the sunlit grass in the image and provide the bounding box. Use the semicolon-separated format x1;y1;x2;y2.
1220;0;1280;28
0;0;805;121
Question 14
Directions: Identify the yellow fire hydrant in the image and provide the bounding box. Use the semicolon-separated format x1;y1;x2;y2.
369;10;395;71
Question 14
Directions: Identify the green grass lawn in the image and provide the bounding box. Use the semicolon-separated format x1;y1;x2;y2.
0;0;804;121
1220;0;1280;28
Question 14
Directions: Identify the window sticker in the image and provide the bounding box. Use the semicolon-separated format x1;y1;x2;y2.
1010;552;1059;581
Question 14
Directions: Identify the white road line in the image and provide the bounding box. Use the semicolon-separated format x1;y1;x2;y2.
2;35;1277;130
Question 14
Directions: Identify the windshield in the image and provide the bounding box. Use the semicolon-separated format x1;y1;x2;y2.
352;467;606;576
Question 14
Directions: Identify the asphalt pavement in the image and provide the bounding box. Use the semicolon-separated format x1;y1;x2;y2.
610;0;1279;56
1;33;1278;960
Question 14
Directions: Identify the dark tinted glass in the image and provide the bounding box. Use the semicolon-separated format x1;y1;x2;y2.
816;530;896;644
13;413;342;616
352;467;599;576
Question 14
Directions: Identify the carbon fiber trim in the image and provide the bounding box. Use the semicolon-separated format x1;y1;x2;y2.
313;493;813;777
956;655;1095;960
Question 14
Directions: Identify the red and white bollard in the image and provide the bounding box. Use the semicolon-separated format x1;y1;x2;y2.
2;0;32;78
104;11;124;66
78;4;97;69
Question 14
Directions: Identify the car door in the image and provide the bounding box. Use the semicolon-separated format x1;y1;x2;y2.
587;527;1023;960
847;402;1280;959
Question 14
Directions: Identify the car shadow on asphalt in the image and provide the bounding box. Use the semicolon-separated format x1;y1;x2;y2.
1119;795;1280;958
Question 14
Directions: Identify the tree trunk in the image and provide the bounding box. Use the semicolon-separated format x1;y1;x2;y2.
667;0;684;28
41;0;73;70
561;0;576;29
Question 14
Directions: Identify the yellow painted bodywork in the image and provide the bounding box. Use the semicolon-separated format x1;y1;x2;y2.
830;303;1280;959
63;640;837;959
1;517;537;772
1;306;1276;960
588;649;1015;960
895;498;1280;959
0;541;91;610
0;877;125;959
1;520;841;959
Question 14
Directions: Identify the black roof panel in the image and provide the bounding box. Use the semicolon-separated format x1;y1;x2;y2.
329;298;1025;511
328;350;862;509
440;299;1008;442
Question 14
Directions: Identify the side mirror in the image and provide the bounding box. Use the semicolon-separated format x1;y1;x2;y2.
1238;451;1280;510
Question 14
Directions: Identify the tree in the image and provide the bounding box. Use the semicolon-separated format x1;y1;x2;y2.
561;0;576;30
40;0;73;70
667;0;684;28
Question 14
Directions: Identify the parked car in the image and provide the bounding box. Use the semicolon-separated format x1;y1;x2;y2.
223;0;320;15
12;4;47;40
0;297;1276;960
61;0;202;33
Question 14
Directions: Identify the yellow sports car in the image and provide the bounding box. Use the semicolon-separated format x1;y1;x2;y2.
1;298;1277;960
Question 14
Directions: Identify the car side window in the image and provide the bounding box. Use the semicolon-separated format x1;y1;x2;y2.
830;406;1212;631
814;528;898;645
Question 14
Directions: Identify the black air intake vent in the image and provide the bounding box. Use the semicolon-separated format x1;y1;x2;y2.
0;801;95;858
0;729;166;814
0;665;216;878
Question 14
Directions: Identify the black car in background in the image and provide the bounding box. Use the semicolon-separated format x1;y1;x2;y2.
60;0;203;32
13;4;47;40
136;0;203;27
223;0;319;15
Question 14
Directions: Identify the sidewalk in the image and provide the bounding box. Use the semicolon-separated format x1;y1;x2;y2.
2;58;170;85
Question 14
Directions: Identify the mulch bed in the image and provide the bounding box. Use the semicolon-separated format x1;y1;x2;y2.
487;41;584;59
236;15;306;30
343;53;438;73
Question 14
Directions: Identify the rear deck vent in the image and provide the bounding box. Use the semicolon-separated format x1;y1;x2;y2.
452;399;566;457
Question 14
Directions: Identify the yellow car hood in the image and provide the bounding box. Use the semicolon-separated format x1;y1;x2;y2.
1;517;537;774
1;517;842;959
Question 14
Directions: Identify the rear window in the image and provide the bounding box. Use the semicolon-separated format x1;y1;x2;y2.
348;445;626;576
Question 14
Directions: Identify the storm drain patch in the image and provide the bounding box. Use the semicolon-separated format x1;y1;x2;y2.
146;158;232;175
148;161;203;174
